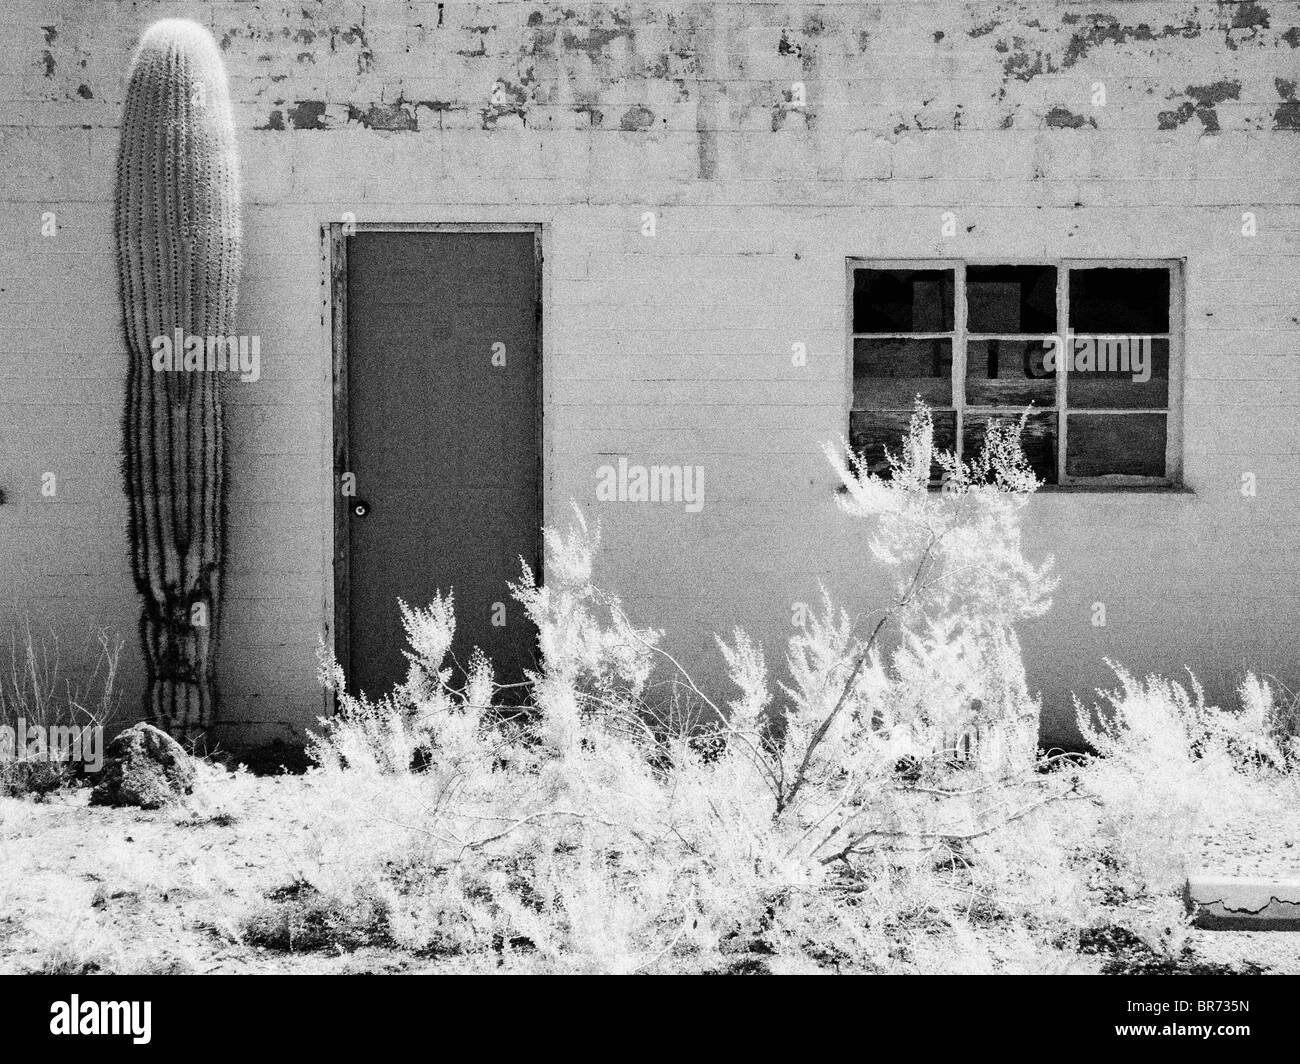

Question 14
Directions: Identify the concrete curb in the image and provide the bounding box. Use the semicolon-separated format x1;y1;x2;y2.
1186;875;1300;931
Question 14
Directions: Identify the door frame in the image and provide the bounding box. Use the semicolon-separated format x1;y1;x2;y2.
324;221;546;712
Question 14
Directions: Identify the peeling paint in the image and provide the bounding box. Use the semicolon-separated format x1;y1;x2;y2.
1275;104;1300;130
619;104;655;131
286;100;328;130
333;24;374;73
1062;15;1201;68
1157;101;1197;130
410;99;465;131
1186;80;1242;131
57;4;1299;158
1230;2;1271;31
1158;80;1241;132
780;20;821;73
481;80;529;129
1045;106;1096;129
349;98;419;131
1189;80;1243;106
561;24;633;59
1275;77;1300;130
771;84;814;132
1001;38;1055;82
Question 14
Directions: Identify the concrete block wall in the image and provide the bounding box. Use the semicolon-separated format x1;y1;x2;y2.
0;1;1297;750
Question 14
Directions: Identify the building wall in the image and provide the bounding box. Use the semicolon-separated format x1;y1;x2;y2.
1;0;1297;750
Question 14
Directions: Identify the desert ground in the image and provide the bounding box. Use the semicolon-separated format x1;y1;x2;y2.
2;763;1296;976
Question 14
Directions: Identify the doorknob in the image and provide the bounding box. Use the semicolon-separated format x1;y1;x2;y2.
351;500;370;518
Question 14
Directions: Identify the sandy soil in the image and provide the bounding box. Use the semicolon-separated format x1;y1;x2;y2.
1;768;1296;975
1194;778;1300;881
0;769;420;974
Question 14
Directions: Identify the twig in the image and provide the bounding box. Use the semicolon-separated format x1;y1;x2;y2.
819;786;1081;865
775;525;952;819
632;888;696;974
602;597;784;800
458;809;622;857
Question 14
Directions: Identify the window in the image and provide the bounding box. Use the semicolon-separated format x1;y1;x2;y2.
848;259;1182;488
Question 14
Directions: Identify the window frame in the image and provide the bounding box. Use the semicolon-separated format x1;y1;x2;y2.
845;257;1185;490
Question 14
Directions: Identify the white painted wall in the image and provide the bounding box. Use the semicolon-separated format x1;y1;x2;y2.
1;1;1297;750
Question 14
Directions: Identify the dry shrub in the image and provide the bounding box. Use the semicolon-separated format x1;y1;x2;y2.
0;618;122;798
1075;663;1299;898
244;402;1291;972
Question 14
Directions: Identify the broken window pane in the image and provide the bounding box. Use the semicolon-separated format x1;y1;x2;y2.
966;265;1057;333
965;339;1056;407
853;338;953;409
962;410;1058;485
850;409;956;482
1066;413;1167;479
853;268;955;333
1065;338;1169;409
1068;268;1170;333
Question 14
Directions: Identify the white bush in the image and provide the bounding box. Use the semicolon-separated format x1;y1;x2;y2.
248;401;1290;972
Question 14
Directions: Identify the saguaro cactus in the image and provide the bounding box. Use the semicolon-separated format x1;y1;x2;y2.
115;19;241;743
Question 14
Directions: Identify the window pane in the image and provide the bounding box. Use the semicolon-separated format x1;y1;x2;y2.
966;339;1056;407
966;265;1057;333
962;410;1058;485
853;268;955;333
1065;338;1169;409
1068;268;1170;333
1066;413;1166;479
849;409;956;481
853;338;952;409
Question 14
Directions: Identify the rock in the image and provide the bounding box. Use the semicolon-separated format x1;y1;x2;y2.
89;723;196;809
